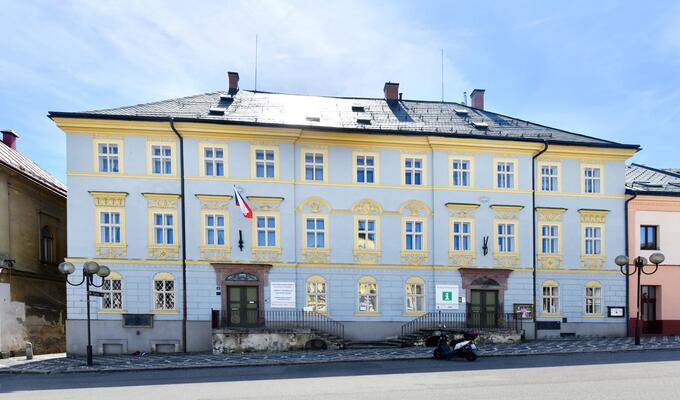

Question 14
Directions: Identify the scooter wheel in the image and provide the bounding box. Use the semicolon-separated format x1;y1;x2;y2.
433;349;445;360
465;353;477;362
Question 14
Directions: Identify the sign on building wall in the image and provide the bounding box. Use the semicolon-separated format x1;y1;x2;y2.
435;285;459;310
270;282;296;308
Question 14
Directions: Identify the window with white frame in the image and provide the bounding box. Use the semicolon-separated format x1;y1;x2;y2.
452;221;472;252
100;211;122;244
405;278;425;313
358;277;378;312
404;220;423;250
205;214;226;246
542;283;559;314
203;146;225;176
540;165;559;191
102;274;123;310
356;218;377;249
306;276;327;313
304;152;324;181
585;285;602;314
153;274;176;310
584;226;602;255
356;155;375;183
584;167;602;193
151;145;173;175
497;223;516;253
98;143;120;173
153;213;174;245
452;159;471;187
496;161;515;189
305;217;326;248
256;216;277;247
255;149;275;178
404;157;423;185
540;224;559;254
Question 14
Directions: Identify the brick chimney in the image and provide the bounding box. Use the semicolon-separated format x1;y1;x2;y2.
228;72;239;94
384;82;399;102
470;89;485;110
1;129;18;150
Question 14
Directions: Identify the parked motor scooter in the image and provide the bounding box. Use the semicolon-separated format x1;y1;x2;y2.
432;326;478;361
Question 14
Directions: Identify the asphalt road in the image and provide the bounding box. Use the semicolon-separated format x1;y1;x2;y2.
2;350;680;399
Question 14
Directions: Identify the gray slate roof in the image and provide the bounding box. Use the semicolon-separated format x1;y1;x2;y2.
626;163;680;195
0;142;67;197
49;90;638;149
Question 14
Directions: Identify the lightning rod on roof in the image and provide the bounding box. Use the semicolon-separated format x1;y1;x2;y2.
254;34;258;91
441;49;444;102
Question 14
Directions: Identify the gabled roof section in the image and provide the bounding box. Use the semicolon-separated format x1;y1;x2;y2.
49;90;639;149
0;142;66;197
626;163;680;195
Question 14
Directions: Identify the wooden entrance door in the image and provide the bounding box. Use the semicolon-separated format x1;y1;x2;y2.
227;286;259;327
641;285;661;334
470;289;499;328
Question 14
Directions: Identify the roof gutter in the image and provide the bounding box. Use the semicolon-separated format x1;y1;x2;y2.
169;117;188;353
532;141;549;340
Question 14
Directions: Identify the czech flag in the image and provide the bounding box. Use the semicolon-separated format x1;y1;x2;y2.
233;186;253;219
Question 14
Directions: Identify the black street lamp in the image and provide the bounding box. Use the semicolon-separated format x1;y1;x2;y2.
615;252;665;345
58;260;110;366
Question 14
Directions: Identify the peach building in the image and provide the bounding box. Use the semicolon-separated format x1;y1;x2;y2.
625;164;680;335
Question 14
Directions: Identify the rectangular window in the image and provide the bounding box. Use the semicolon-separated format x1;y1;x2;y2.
540;165;559;192
306;279;327;312
356;218;377;249
100;212;122;244
452;221;472;251
356;155;375;183
540;225;559;254
255;149;275;178
404;220;423;250
205;214;226;246
452;159;471;187
640;225;658;250
542;286;559;313
154;279;175;310
584;226;602;255
203;146;225;177
585;287;602;314
256;216;277;247
584;167;601;193
304;152;324;181
406;282;425;313
102;278;123;310
404;157;423;185
496;161;515;189
497;223;516;253
151;145;173;175
305;218;326;248
153;213;174;245
98;143;120;173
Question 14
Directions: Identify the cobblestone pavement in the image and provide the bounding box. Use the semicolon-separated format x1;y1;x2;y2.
2;336;680;375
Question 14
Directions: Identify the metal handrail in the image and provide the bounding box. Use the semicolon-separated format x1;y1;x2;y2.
401;311;522;337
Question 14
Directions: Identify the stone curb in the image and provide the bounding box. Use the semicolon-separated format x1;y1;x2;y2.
2;345;680;375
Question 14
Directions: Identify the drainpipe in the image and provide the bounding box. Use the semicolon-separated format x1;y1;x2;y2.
624;191;637;336
532;141;549;340
170;117;188;353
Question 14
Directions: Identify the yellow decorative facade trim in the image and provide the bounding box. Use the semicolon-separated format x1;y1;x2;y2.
400;250;429;265
146;137;178;177
300;147;329;183
198;142;229;177
92;192;128;258
92;137;124;174
250;144;280;180
400;153;428;186
448;154;475;187
492;157;519;190
352;150;380;184
536;159;562;193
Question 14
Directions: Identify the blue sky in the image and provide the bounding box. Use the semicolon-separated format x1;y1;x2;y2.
2;0;679;182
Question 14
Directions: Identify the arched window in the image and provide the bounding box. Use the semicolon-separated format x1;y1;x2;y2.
585;281;603;315
358;276;378;313
102;271;123;310
306;275;327;313
542;280;559;314
405;277;425;313
153;272;176;311
40;226;54;263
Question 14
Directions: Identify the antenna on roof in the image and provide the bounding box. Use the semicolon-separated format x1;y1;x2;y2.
254;34;258;91
441;49;444;102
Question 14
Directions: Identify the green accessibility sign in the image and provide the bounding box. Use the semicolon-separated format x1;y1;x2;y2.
436;285;459;310
442;291;453;301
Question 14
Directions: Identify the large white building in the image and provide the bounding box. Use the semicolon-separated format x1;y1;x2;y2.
51;74;638;354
